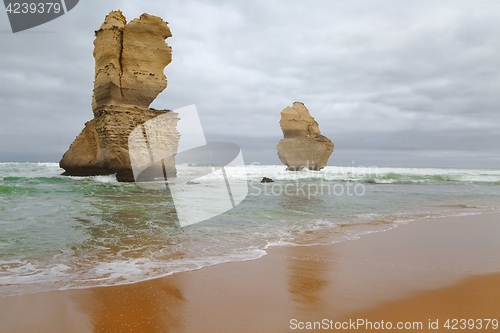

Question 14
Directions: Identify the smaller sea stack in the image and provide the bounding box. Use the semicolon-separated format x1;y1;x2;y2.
276;102;334;171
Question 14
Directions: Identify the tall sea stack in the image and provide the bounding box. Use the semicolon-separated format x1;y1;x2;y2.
60;10;179;182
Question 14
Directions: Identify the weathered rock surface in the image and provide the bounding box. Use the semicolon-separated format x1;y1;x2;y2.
60;11;179;182
276;102;334;171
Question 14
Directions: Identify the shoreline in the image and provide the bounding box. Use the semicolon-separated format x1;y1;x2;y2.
1;213;499;332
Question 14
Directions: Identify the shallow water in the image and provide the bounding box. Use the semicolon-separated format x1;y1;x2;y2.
0;163;499;295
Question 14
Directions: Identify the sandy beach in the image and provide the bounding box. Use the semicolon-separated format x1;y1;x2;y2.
0;213;499;332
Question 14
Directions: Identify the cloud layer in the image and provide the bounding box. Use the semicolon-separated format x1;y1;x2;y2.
1;0;499;167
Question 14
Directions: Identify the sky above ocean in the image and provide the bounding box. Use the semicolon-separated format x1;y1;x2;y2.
0;0;499;168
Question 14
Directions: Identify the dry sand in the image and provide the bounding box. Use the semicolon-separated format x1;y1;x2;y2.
0;213;499;332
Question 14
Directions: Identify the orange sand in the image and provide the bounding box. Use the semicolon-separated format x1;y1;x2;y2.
1;213;499;332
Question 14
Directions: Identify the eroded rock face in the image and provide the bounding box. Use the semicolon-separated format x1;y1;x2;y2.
276;102;334;171
60;10;179;182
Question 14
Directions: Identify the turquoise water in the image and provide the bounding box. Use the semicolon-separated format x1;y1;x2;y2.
1;163;499;295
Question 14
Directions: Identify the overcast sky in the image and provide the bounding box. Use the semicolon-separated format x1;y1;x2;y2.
1;0;499;168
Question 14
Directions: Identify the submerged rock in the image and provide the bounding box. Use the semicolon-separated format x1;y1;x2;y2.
260;177;274;183
60;11;179;182
276;102;334;171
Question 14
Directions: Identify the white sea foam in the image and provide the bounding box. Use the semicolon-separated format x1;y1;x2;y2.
91;174;118;183
240;165;500;184
0;249;268;295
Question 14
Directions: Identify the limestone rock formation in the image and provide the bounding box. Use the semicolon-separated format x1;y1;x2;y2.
60;11;179;182
276;102;334;171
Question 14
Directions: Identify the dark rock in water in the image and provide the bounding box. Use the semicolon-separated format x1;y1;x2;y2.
261;177;274;183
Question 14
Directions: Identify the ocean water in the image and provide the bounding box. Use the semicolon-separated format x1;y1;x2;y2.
1;162;499;296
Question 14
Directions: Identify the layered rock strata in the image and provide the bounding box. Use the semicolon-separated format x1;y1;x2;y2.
60;11;179;182
276;102;334;171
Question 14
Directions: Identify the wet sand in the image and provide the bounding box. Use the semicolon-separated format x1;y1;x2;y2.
0;213;499;332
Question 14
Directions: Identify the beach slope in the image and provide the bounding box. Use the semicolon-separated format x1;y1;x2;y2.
0;213;499;332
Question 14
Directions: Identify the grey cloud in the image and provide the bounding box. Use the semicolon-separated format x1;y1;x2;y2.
1;0;499;167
